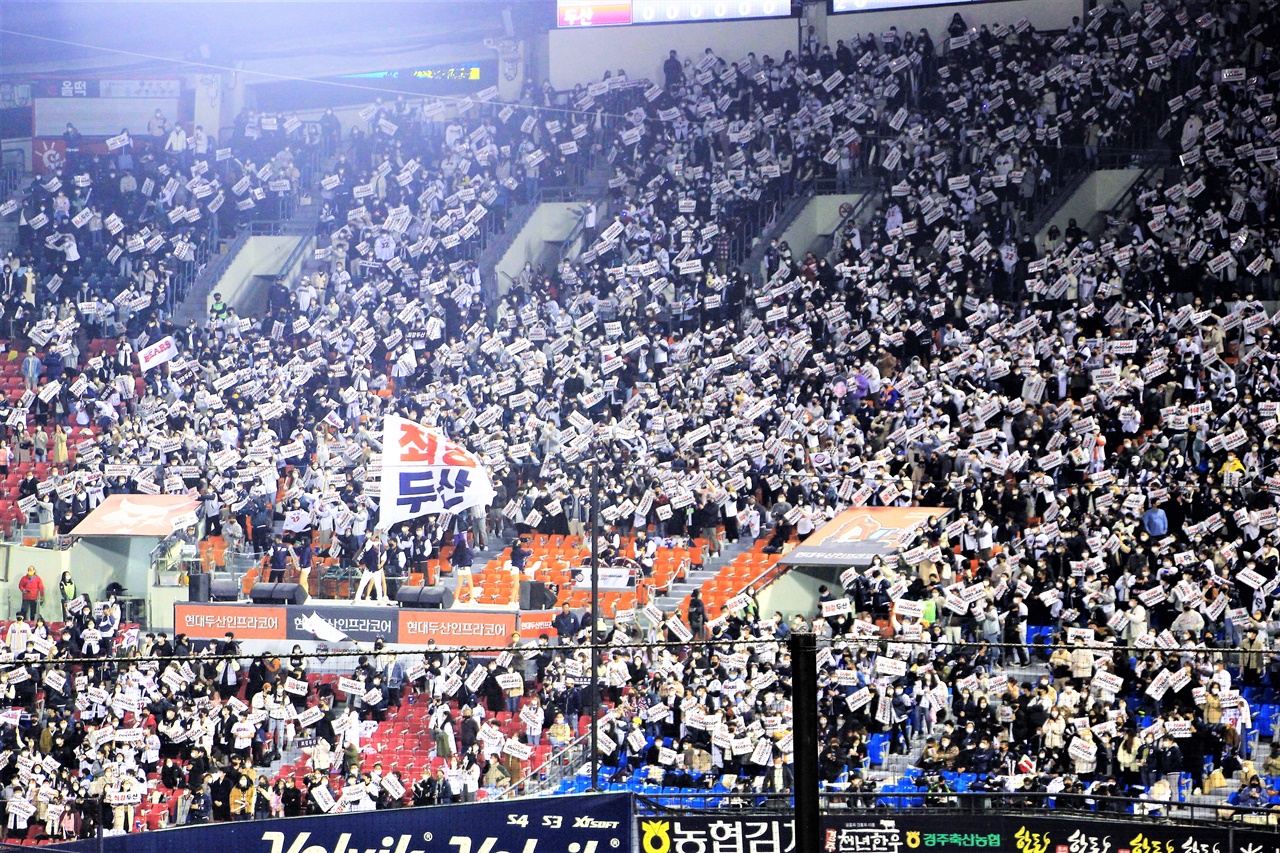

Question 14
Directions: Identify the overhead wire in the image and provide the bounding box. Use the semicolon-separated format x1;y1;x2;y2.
0;27;634;123
31;632;1207;669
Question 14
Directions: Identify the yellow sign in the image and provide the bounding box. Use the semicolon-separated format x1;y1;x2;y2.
641;820;671;853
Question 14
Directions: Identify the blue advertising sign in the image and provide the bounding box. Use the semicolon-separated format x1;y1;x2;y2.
60;793;630;853
284;604;396;643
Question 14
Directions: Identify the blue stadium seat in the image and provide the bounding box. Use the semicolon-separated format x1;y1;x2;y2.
1177;773;1193;802
1258;705;1277;737
868;733;887;765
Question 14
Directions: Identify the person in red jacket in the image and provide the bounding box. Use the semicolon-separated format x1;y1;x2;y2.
17;566;44;620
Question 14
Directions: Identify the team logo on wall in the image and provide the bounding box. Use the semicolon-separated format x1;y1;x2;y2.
34;138;65;174
641;820;671;853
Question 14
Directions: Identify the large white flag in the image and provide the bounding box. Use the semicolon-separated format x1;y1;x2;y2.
379;415;496;527
137;336;178;373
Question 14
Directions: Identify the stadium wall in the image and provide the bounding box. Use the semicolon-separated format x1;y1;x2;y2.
212;236;303;314
0;542;68;623
55;792;632;853
548;18;798;89
822;0;1085;47
755;563;835;621
548;0;1084;89
774;193;865;269
70;536;152;610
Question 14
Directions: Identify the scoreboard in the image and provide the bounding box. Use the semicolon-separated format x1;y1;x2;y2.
557;0;794;27
830;0;995;11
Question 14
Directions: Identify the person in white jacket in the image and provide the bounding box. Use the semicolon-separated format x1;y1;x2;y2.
1125;600;1148;646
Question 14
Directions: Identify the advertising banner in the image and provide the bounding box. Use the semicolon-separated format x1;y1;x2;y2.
174;603;516;646
397;609;516;646
174;604;287;642
636;812;1244;853
38;793;1276;853
780;506;950;567
518;610;562;637
59;793;630;853
285;605;396;644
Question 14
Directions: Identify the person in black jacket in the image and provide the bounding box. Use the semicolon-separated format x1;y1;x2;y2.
458;706;479;752
306;774;334;816
186;746;211;792
1157;735;1184;780
209;768;233;822
281;778;303;817
663;51;684;89
760;754;794;793
687;590;706;638
413;771;439;806
313;696;337;745
160;758;185;790
693;499;720;557
551;604;580;642
482;662;506;713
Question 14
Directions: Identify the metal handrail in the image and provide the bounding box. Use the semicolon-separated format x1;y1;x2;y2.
495;726;596;800
823;190;881;265
277;231;315;291
198;227;252;292
1090;162;1166;235
556;204;591;266
739;183;816;282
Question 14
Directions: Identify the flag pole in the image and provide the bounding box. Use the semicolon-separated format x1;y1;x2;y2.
588;458;601;793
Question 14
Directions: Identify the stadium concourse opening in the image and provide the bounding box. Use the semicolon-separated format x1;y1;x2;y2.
0;0;1278;842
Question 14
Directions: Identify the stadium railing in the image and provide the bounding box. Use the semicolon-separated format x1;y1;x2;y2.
633;790;1280;827
497;726;597;800
0;149;23;201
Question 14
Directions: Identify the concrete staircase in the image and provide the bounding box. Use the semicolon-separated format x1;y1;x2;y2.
171;232;249;326
172;200;319;326
478;198;541;297
650;535;757;616
479;161;612;298
1024;168;1092;238
878;742;925;778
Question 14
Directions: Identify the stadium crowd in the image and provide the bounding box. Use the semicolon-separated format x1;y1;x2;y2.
0;0;1277;836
